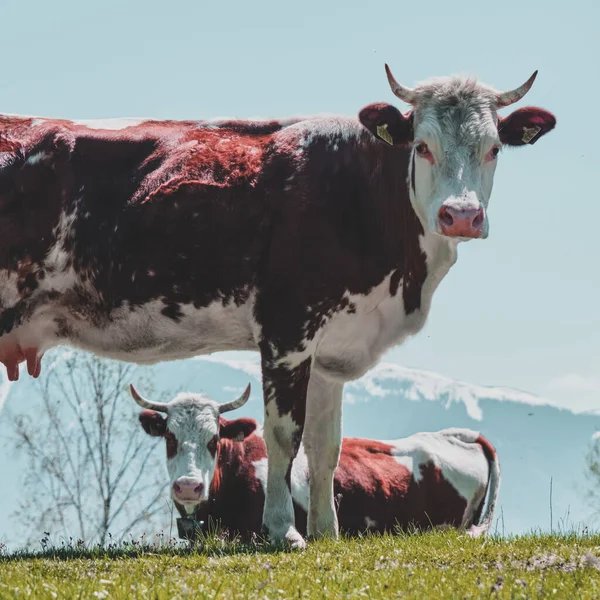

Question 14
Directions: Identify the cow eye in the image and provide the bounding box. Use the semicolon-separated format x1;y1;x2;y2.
414;142;434;163
415;142;430;156
207;434;219;457
486;145;500;162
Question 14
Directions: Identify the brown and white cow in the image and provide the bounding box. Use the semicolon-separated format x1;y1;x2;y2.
0;66;553;547
131;384;500;539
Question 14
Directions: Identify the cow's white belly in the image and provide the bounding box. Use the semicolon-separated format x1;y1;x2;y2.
2;293;260;365
71;295;260;364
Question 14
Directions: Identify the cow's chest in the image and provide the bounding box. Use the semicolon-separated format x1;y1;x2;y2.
314;237;457;382
313;276;423;381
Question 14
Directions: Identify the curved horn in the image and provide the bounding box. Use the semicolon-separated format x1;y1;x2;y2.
496;71;538;108
218;383;251;414
385;63;417;105
129;384;170;413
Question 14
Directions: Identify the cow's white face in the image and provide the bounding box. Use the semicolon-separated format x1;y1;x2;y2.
132;384;252;514
360;68;556;242
165;399;222;508
409;92;500;240
140;396;221;511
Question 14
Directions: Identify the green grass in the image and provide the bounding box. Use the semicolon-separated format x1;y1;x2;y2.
2;530;600;599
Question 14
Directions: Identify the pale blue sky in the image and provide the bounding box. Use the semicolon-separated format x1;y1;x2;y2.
0;0;597;410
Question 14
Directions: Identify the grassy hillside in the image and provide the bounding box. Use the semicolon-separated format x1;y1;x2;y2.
2;530;600;599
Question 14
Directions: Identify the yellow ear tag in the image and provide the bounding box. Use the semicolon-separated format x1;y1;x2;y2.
521;125;542;144
376;123;393;145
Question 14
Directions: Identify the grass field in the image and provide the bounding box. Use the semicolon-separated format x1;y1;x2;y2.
2;530;600;599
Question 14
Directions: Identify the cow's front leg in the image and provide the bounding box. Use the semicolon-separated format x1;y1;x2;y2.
303;370;343;539
261;350;311;549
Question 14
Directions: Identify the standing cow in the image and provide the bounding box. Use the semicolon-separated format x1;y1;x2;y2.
0;66;554;547
131;384;500;538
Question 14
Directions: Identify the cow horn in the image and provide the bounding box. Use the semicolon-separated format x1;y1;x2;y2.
495;71;538;108
129;384;170;413
385;64;417;105
218;383;251;414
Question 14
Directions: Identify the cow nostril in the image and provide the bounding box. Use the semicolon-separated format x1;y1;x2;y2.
194;485;203;495
439;208;454;227
173;482;182;494
472;211;484;228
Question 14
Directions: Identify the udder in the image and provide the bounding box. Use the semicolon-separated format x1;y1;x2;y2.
0;312;62;380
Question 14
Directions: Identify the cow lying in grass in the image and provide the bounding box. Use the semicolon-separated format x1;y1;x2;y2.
131;383;500;539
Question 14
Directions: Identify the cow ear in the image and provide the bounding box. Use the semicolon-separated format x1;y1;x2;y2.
139;410;167;437
498;107;556;147
358;103;413;146
219;417;257;441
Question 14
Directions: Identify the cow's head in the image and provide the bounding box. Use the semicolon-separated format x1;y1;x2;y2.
131;383;255;514
359;66;556;240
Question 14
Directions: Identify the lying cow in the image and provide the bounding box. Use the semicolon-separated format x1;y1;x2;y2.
131;383;500;538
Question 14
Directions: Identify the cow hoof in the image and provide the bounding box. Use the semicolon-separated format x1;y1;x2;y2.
284;530;306;550
263;525;306;550
307;518;339;541
466;524;488;538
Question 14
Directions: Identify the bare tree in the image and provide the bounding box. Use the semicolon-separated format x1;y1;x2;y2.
8;350;170;547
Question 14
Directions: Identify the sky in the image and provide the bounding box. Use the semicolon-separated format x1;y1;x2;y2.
0;0;597;411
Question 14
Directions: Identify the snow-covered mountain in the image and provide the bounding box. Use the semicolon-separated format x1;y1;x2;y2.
1;350;598;543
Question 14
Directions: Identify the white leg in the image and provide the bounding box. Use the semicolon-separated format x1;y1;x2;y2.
262;408;305;548
261;356;310;549
303;370;343;539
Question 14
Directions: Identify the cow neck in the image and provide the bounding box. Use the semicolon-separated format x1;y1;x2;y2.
183;437;242;522
208;436;246;500
368;137;429;308
370;136;460;307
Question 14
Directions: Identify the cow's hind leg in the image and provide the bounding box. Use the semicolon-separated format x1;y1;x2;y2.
260;350;311;549
303;371;343;539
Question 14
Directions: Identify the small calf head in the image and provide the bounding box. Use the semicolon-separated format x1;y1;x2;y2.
131;383;255;513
